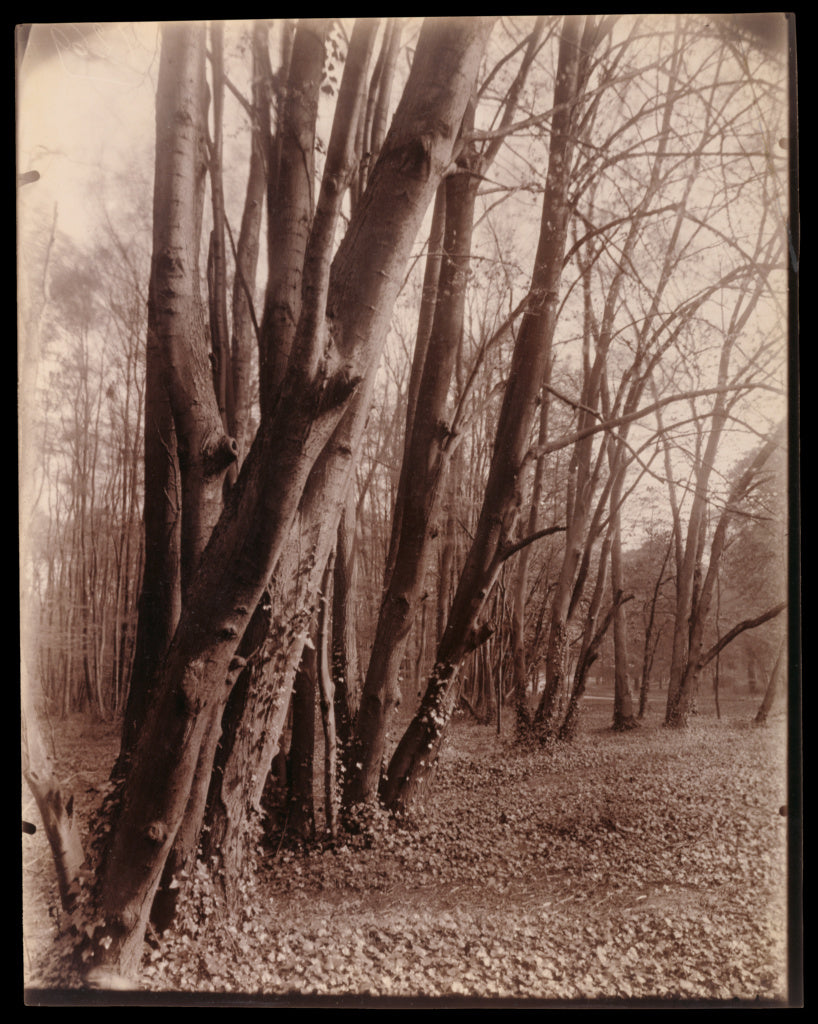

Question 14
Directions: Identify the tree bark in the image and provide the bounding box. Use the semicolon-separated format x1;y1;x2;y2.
345;161;479;807
316;557;339;838
259;20;328;412
85;18;494;979
346;19;546;806
23;677;85;914
754;638;786;726
510;385;550;735
638;533;672;718
665;427;785;726
382;15;586;816
609;470;638;731
149;25;237;595
332;487;361;755
288;644;317;844
228;20;270;466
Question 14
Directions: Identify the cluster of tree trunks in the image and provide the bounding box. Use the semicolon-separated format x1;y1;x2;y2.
81;16;497;978
18;15;789;986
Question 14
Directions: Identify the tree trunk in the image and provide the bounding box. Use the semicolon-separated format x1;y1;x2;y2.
88;16;494;979
259;20;329;413
332;487;361;756
560;591;628;742
510;388;550;735
200;388;370;879
23;676;85;915
345;162;479;807
345;19;548;803
638;534;672;718
609;487;638;731
317;558;339;839
383;16;586;815
383;183;447;588
288;644;317;844
665;427;784;726
229;20;270;466
754;638;786;726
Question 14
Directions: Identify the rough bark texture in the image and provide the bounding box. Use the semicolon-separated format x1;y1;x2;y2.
200;386;370;879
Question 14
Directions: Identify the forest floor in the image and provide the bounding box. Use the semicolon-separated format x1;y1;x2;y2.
22;692;795;1007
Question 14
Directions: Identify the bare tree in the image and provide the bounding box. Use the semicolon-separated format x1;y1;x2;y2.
382;15;589;815
85;17;494;979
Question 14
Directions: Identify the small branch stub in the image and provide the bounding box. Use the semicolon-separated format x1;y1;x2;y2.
146;820;168;845
227;655;247;684
204;433;239;474
316;368;363;417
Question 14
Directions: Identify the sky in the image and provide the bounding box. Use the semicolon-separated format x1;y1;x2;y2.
17;23;160;242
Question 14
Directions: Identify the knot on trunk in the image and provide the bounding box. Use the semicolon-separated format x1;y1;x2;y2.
145;820;168;844
316;368;363;417
203;433;239;474
464;622;493;656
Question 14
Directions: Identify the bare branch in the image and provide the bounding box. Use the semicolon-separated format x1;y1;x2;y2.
500;524;566;564
699;603;787;668
530;383;780;460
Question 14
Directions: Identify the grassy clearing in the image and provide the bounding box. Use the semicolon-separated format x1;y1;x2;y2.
23;696;792;1005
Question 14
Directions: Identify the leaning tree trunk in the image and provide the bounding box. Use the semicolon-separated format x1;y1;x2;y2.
197;17;368;888
199;377;372;882
382;15;586;816
84;19;495;982
346;17;548;806
510;384;551;735
345;162;479;808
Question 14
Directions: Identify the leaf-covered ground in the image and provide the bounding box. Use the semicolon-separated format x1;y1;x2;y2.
23;697;793;1006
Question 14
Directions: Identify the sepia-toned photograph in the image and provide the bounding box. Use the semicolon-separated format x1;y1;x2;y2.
18;15;799;1007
